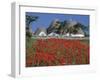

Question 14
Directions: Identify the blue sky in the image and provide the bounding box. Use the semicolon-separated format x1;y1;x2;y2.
26;12;89;32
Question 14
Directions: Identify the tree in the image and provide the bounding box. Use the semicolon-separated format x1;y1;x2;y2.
26;15;38;27
26;15;38;38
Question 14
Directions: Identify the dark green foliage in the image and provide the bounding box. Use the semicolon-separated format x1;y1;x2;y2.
26;15;38;39
26;15;38;26
26;31;32;38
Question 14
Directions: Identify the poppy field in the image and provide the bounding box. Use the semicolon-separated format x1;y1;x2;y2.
26;38;89;67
